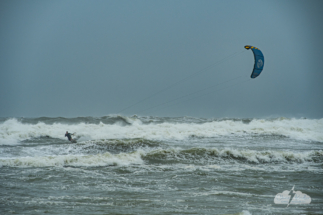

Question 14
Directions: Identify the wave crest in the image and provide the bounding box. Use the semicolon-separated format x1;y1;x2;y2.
143;147;323;164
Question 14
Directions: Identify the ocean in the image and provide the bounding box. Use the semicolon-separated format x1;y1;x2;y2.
0;116;322;214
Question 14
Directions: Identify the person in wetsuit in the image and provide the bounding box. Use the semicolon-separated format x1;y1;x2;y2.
65;131;74;142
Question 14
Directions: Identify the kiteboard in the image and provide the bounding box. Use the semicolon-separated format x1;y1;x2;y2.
71;139;77;143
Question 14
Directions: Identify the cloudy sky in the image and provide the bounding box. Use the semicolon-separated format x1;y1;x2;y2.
1;0;322;118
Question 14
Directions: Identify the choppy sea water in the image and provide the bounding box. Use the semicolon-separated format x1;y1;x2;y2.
0;116;322;215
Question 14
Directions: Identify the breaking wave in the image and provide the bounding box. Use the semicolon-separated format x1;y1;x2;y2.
0;117;322;145
1;147;321;168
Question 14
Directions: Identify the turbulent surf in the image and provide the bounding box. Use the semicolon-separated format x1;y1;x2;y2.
0;116;322;214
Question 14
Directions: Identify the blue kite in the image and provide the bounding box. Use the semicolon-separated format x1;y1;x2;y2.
245;45;264;78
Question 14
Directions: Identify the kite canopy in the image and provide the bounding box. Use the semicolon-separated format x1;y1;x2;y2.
245;45;264;79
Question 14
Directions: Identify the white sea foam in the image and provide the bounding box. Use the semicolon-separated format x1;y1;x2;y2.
0;117;322;145
0;151;143;167
209;147;321;163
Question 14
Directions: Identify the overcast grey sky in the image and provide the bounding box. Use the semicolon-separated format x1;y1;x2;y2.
0;0;322;118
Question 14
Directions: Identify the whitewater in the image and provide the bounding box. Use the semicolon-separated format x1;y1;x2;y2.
0;116;322;214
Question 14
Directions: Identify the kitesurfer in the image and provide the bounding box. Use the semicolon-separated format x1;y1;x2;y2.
65;131;74;142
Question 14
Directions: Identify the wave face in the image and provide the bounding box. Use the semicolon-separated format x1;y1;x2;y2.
1;116;323;215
